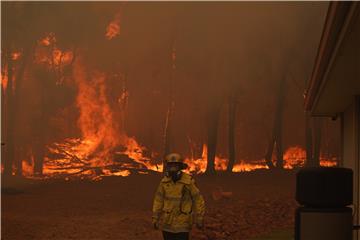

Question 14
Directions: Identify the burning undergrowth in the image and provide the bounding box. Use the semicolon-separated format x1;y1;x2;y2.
41;58;161;180
2;28;337;181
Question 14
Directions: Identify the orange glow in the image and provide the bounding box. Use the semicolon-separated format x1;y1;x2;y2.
233;161;269;172
22;157;34;177
36;33;73;70
39;33;55;46
184;144;269;173
52;49;73;66
182;144;337;174
10;32;337;179
320;159;337;167
1;66;8;91
283;146;306;169
105;13;121;40
102;169;131;177
43;61;161;180
11;52;21;60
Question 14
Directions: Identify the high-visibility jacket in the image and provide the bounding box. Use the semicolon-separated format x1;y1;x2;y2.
152;172;205;233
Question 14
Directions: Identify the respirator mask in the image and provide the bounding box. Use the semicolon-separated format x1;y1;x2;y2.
165;162;183;182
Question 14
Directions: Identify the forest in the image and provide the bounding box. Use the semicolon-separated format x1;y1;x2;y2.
1;2;343;240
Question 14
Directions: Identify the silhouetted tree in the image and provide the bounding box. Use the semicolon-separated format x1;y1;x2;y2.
227;93;237;173
265;76;286;169
306;117;322;167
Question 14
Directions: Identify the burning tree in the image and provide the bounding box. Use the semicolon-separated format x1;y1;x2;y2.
1;2;338;181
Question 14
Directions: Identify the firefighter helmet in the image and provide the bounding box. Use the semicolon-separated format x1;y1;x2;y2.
165;153;183;163
165;153;188;169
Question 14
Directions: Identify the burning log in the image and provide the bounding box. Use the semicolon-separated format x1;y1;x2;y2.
44;164;157;180
56;148;89;166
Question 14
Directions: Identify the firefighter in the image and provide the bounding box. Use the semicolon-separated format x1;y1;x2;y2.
152;153;205;240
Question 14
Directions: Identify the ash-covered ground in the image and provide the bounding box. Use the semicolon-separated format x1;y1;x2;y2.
2;170;297;240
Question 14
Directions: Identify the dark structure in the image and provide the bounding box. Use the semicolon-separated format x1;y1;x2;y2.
305;2;360;240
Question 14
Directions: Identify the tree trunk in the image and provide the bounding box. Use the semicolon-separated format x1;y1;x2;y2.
265;137;275;169
14;147;24;177
275;77;285;168
162;40;176;167
206;104;221;174
14;46;33;176
33;140;44;176
305;113;313;167
265;77;286;169
163;101;174;159
305;116;322;167
3;48;15;177
227;95;236;173
312;118;322;167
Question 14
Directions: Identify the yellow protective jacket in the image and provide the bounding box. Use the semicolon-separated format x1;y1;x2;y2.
152;172;205;233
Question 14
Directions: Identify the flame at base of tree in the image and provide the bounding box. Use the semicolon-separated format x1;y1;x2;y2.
0;37;337;180
2;143;337;180
39;60;160;180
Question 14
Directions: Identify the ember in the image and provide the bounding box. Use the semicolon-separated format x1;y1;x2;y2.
105;12;121;40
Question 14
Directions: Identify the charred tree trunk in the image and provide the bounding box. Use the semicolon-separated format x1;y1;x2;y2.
265;76;286;169
275;77;285;168
14;46;32;176
163;101;174;160
206;104;221;174
162;41;176;167
305;113;313;166
3;48;15;177
265;137;275;169
1;60;5;174
227;94;237;173
14;147;24;176
312;118;322;167
307;118;322;167
33;140;44;176
305;116;323;167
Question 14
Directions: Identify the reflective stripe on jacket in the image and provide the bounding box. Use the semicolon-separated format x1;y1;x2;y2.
152;172;205;233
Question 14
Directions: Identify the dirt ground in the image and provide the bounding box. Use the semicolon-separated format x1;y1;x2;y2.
1;170;298;240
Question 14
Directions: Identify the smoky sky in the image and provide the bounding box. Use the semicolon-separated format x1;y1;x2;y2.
2;2;340;162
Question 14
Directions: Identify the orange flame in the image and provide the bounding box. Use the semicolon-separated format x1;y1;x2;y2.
43;60;161;179
183;144;337;174
320;159;337;167
9;32;336;180
11;52;21;61
283;146;306;169
39;32;56;47
1;65;8;91
36;33;73;70
22;157;34;177
105;13;121;40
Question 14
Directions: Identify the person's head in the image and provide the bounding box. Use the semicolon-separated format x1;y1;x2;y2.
164;153;188;182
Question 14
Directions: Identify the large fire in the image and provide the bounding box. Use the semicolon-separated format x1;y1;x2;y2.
1;32;338;180
41;59;160;180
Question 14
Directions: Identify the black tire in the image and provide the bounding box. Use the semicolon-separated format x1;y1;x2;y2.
296;167;353;207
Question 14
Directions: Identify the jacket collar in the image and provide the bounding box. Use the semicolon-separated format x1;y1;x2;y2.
161;172;192;185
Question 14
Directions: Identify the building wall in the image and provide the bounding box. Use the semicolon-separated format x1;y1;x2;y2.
342;97;360;240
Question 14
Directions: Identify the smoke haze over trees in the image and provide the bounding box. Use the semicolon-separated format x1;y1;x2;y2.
1;2;340;176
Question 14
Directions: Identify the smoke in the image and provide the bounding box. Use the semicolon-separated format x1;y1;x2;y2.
2;1;339;168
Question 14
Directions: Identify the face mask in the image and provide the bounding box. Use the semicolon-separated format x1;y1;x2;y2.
169;171;182;182
165;164;182;182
